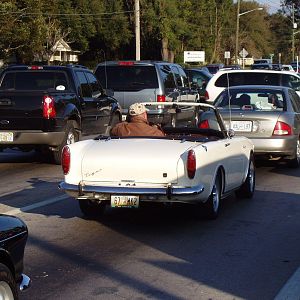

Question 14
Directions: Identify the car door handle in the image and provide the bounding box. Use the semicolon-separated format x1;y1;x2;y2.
0;98;13;106
225;143;230;147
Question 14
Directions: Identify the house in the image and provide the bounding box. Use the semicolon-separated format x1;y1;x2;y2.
50;39;80;63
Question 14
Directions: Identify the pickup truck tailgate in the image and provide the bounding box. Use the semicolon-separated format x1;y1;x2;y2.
80;139;195;184
0;91;45;130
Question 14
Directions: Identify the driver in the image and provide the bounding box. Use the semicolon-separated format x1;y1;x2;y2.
110;103;165;137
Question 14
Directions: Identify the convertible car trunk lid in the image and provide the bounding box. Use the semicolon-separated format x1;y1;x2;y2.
80;138;195;184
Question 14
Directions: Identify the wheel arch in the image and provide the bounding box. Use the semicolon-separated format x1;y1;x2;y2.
0;250;15;280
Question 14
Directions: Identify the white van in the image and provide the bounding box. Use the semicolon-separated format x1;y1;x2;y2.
204;69;300;103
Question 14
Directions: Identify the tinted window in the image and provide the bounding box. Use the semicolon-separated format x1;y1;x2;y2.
0;71;68;90
215;73;280;88
177;66;189;87
289;89;300;112
85;72;102;96
215;89;285;111
76;71;92;97
172;66;183;87
282;74;300;91
159;65;176;89
95;65;159;91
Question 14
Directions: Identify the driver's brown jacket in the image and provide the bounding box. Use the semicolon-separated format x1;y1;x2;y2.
110;116;165;137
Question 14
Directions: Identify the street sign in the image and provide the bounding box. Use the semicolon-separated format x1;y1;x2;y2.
239;48;248;58
184;51;205;63
224;51;230;59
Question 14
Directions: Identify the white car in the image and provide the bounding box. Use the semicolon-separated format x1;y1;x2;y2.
59;103;255;220
205;69;300;103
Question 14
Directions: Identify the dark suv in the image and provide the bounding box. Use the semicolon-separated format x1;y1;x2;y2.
94;61;198;125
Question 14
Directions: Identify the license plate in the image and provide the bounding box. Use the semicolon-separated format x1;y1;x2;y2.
231;121;252;132
0;132;13;142
111;195;139;208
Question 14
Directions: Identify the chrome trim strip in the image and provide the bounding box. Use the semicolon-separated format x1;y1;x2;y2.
19;273;30;291
59;182;204;198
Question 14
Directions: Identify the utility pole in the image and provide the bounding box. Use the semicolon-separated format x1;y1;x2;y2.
135;0;140;60
292;3;295;62
235;0;241;65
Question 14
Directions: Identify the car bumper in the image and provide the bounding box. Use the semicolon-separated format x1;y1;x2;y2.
0;131;65;147
59;182;205;204
251;136;296;157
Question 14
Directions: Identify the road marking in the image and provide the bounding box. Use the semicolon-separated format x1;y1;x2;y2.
5;194;69;216
274;266;300;300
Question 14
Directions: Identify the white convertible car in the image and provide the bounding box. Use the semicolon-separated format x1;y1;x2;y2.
59;103;255;219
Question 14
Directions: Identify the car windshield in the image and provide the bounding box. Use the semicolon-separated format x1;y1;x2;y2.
95;65;159;91
214;90;286;111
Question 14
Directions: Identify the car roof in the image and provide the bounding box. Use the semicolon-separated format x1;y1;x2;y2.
223;85;289;91
4;64;89;71
216;69;298;75
97;60;179;66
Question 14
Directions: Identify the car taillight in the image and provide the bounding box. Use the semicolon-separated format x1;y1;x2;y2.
43;95;56;119
28;66;43;70
157;95;166;102
198;119;209;129
272;121;292;136
204;90;209;100
118;61;134;66
187;150;196;179
62;146;70;175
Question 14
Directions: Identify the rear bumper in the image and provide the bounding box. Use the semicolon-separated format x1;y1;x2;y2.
59;182;205;204
0;130;65;147
251;136;297;157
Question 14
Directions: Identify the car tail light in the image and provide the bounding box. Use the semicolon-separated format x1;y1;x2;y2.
204;90;209;101
187;150;196;179
272;121;292;136
62;146;71;175
43;95;56;119
118;61;134;66
157;95;166;102
28;66;43;70
198;119;209;129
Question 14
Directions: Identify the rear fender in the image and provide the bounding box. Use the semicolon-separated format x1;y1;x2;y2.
62;103;81;129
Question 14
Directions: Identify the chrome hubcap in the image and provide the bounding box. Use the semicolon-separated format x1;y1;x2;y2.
212;184;219;212
0;281;14;300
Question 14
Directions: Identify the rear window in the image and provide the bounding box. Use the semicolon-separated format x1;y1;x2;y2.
0;71;69;90
215;90;285;111
95;65;159;91
215;73;280;87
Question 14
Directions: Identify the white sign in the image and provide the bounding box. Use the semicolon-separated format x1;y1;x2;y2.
224;51;230;59
239;48;248;58
184;51;205;63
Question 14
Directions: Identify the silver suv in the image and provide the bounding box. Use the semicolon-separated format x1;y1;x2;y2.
94;61;198;125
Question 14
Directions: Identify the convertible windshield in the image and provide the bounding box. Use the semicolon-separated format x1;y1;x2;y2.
214;90;286;111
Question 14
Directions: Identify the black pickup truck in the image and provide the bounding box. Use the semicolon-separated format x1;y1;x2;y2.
0;65;121;163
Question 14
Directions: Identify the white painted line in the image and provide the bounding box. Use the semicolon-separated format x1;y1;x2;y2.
274;266;300;300
5;194;70;216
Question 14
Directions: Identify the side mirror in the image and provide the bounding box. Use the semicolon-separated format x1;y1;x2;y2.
104;89;114;97
227;129;235;138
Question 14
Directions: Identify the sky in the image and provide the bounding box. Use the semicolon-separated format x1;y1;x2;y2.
256;0;282;13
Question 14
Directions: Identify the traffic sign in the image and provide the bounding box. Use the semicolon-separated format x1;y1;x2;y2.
239;48;248;58
224;51;230;59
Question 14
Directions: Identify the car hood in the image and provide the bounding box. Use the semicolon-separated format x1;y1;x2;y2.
80;138;196;184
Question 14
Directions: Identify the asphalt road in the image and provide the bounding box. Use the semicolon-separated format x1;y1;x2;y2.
0;149;300;300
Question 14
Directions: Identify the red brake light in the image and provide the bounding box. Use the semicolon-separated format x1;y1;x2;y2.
28;66;43;70
62;146;70;175
198;119;209;129
43;95;56;119
272;121;292;136
118;61;134;66
157;95;166;102
187;150;196;179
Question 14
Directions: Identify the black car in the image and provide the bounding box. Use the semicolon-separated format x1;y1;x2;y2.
0;214;30;299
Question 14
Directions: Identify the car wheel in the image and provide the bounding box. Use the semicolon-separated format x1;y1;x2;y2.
235;155;255;199
0;263;18;300
79;199;106;219
52;121;79;165
288;139;300;168
203;174;221;220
